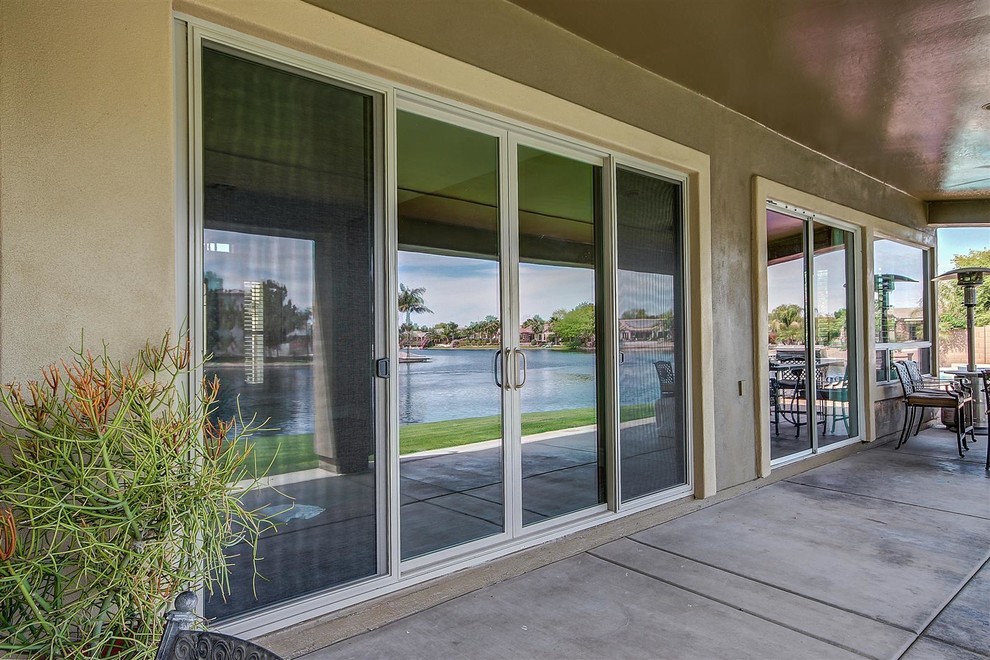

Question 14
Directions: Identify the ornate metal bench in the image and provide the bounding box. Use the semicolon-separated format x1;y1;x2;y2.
155;591;284;660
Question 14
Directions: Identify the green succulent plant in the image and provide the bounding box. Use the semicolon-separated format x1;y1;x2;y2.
0;333;271;658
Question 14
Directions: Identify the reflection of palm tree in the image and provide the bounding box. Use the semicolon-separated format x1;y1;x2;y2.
398;284;432;353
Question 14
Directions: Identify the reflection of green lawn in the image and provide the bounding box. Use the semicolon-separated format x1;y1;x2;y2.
400;404;654;455
235;434;318;479
236;403;657;475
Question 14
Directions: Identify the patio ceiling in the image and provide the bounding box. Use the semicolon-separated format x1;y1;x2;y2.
312;0;990;203
508;0;990;202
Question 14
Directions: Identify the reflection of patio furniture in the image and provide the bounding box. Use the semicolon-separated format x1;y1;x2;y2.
892;361;974;457
791;365;828;437
819;373;849;434
157;591;284;660
654;360;675;395
769;377;783;435
653;360;676;437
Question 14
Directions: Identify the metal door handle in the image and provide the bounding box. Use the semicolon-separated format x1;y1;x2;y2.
514;349;527;389
493;349;503;388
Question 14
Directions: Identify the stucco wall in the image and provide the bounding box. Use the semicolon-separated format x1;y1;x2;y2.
310;0;930;489
0;0;175;382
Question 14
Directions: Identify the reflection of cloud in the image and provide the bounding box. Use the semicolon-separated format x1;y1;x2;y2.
519;263;594;320
618;270;676;315
768;249;850;314
204;230;315;308
399;252;499;325
398;252;596;326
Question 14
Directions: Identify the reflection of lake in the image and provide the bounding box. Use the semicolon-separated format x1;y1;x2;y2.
209;348;671;432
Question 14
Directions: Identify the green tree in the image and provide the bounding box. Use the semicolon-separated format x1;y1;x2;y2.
620;308;650;319
263;279;311;357
815;308;846;347
769;303;804;344
398;283;432;348
938;249;990;332
552;302;596;348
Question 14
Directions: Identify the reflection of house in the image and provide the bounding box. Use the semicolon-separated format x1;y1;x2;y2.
888;307;924;341
619;318;670;342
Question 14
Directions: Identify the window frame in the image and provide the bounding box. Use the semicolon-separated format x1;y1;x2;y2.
872;235;933;384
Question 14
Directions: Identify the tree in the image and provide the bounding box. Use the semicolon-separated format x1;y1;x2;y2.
263;280;311;356
620;308;650;319
769;303;804;345
398;283;432;326
938;249;990;332
398;283;432;349
552;302;596;348
815;308;846;347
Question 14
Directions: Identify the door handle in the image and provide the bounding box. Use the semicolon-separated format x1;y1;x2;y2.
493;349;503;388
514;349;527;389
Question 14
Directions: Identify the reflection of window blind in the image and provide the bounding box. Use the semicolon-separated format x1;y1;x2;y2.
244;281;265;384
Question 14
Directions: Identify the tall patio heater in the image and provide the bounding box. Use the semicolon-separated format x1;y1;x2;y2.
875;273;917;343
933;267;990;435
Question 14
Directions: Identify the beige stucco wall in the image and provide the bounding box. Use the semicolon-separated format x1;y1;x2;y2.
0;0;175;382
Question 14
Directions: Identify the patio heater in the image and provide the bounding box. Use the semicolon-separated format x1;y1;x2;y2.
875;273;917;343
933;267;990;435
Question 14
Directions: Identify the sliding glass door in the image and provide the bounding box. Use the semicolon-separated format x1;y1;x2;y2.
201;46;386;618
516;144;605;525
190;35;691;623
395;108;609;559
766;205;859;462
396;110;506;559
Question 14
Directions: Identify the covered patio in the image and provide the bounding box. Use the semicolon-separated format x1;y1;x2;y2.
265;427;989;659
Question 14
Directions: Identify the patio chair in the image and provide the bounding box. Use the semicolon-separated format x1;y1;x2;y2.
891;361;974;458
819;372;849;435
981;370;990;470
904;360;970;436
786;364;828;438
654;360;676;396
155;591;283;660
769;376;782;436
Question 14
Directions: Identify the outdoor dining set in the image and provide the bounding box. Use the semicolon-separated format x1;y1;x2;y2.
891;360;990;469
768;357;849;438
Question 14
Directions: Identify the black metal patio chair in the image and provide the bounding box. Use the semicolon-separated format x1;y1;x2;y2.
155;591;283;660
981;369;990;470
892;361;974;457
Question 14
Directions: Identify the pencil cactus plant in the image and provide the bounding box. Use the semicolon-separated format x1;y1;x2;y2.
0;333;270;658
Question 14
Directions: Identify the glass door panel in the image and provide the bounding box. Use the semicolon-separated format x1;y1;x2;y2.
516;145;604;525
396;111;505;559
615;167;687;501
202;47;382;619
766;209;813;460
812;223;858;447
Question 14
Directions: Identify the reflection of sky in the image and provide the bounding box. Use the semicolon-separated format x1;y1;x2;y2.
398;251;595;325
768;249;849;314
618;270;676;316
936;227;990;274
874;239;925;308
204;230;315;308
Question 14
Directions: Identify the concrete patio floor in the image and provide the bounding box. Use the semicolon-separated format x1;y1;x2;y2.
296;428;989;660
